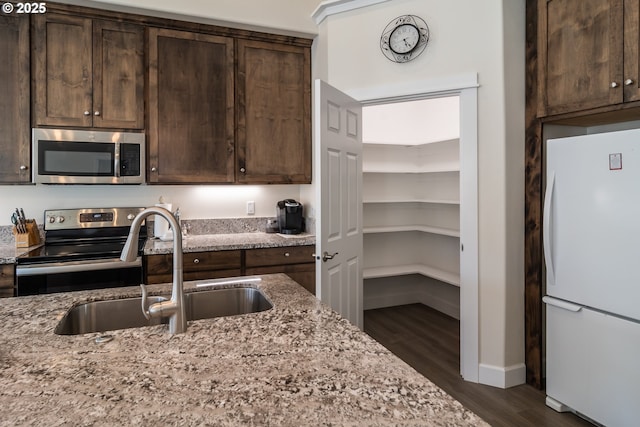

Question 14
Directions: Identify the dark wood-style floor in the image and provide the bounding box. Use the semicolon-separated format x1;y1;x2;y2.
364;304;593;427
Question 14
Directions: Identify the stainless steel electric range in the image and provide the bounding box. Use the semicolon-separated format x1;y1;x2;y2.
15;207;147;296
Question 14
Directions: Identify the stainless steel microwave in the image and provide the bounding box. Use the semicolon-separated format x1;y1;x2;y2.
32;128;145;184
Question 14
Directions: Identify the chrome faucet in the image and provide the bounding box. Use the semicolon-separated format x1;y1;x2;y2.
120;206;187;334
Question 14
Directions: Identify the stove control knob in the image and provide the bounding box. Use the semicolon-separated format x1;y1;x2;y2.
48;216;55;224
57;216;65;223
127;213;135;220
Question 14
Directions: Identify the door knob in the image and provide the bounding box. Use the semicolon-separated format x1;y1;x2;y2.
322;251;338;262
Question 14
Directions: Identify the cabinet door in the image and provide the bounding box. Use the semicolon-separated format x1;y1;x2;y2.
624;0;640;101
92;20;144;129
237;40;311;184
538;0;624;116
245;246;316;294
33;13;93;127
0;264;14;298
246;264;315;294
148;29;235;183
0;13;30;183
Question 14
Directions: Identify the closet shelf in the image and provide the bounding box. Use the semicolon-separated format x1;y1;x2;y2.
362;166;460;174
363;198;460;205
363;225;460;237
363;168;459;174
363;264;460;287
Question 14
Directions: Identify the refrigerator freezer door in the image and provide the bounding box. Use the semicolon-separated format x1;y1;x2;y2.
545;296;640;426
545;129;640;321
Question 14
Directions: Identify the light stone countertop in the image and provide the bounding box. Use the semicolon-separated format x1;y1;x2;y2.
0;243;38;264
144;232;316;255
0;232;314;264
0;274;487;426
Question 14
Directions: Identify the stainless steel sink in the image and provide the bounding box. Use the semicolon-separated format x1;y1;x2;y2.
55;296;169;335
55;287;273;335
183;286;272;321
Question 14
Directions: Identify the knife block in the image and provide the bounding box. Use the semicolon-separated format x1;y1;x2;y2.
13;220;41;248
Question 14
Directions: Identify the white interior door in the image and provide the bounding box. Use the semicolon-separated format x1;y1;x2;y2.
314;79;363;329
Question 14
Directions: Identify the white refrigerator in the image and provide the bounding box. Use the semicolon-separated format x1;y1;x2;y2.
544;128;640;426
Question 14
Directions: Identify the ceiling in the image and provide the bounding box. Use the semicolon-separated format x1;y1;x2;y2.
362;96;460;145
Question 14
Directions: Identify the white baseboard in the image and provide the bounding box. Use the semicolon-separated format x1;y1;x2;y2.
478;362;526;389
364;292;420;310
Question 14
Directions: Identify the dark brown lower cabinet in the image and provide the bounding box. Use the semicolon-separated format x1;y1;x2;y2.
143;245;316;293
0;264;15;298
145;250;242;285
245;246;316;294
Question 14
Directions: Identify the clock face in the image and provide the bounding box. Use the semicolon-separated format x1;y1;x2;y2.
380;15;429;63
389;24;420;54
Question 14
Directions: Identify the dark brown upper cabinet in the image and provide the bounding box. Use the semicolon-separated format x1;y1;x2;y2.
538;0;640;117
237;39;311;184
33;13;144;129
147;28;235;184
0;13;30;183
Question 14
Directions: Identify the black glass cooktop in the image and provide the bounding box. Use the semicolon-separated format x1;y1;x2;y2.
16;241;129;264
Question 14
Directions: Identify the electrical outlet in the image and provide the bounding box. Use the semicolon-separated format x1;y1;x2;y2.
247;201;255;215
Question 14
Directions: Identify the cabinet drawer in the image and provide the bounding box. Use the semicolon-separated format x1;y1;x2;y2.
145;250;241;284
245;245;315;267
0;264;15;298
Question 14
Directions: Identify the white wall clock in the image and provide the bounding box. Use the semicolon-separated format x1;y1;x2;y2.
380;15;429;63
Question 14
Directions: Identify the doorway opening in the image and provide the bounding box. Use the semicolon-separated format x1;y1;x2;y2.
358;85;478;382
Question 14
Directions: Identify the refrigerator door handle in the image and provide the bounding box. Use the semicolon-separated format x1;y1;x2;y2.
543;171;556;285
543;296;582;312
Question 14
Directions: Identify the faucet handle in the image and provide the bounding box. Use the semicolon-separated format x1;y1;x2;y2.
140;284;151;320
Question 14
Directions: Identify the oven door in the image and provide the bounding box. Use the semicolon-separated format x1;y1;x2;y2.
15;258;142;296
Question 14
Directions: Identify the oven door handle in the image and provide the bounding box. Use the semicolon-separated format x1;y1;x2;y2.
15;257;142;277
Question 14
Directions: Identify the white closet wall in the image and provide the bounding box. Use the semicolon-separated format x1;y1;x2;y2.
362;100;461;319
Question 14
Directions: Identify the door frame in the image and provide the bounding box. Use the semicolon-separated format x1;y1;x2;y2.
347;72;480;382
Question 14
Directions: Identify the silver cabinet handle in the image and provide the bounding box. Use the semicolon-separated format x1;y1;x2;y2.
151;167;157;172
625;78;635;86
193;258;200;264
611;81;619;88
240;167;246;173
94;111;100;116
322;251;338;262
19;165;27;171
284;252;290;257
84;110;91;116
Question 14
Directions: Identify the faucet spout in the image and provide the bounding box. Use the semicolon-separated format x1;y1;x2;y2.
121;206;187;334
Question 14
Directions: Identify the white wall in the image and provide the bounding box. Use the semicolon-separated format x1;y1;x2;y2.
314;0;525;385
0;185;309;225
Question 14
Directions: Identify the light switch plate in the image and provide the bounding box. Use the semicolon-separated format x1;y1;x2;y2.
247;201;255;215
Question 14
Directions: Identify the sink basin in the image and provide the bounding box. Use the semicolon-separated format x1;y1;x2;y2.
55;286;273;335
183;286;272;321
55;296;169;335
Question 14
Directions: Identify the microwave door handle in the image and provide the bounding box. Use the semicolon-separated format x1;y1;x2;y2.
114;144;121;177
